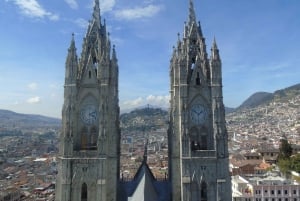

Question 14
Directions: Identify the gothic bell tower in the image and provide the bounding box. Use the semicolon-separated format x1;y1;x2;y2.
168;1;232;200
55;0;120;200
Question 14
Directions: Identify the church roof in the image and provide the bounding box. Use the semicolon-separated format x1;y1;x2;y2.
119;156;170;201
129;161;158;201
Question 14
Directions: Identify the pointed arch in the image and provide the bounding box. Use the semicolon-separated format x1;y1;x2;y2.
81;183;87;201
189;126;208;152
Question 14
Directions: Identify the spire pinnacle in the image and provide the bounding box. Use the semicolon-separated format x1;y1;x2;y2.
143;139;148;163
188;0;196;25
112;44;117;61
213;37;218;49
69;33;76;51
211;37;220;61
93;0;101;24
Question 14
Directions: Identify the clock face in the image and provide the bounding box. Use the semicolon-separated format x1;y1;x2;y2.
80;104;98;125
190;104;208;125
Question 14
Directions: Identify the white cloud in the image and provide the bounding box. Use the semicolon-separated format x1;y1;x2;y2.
87;0;116;13
146;95;169;107
114;4;163;20
9;0;59;21
74;18;89;29
27;82;38;90
100;0;115;12
27;96;41;104
64;0;78;9
122;97;144;108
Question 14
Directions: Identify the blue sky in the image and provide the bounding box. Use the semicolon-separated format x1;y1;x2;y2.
0;0;299;118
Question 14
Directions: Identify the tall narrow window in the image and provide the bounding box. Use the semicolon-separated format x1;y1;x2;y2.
90;127;98;150
200;135;207;150
201;182;208;201
196;72;201;85
89;71;91;78
81;183;87;201
81;127;88;150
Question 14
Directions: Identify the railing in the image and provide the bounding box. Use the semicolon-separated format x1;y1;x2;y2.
188;150;216;158
72;150;99;158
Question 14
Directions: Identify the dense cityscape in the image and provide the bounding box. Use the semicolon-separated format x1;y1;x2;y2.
0;84;299;200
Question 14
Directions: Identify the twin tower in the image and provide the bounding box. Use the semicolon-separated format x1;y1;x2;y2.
55;0;232;201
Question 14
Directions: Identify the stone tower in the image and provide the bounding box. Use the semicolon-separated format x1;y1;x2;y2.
55;0;120;200
168;1;232;200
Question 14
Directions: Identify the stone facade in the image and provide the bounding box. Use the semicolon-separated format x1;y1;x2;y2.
56;0;232;200
55;0;120;200
168;1;232;200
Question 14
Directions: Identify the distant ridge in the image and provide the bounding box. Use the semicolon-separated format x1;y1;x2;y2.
0;109;61;129
237;83;300;111
120;107;168;133
237;92;274;110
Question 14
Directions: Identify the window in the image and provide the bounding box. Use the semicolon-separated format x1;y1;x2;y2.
196;72;200;85
81;183;87;201
271;190;274;195
278;190;281;194
81;127;88;150
89;70;91;78
284;190;288;195
201;182;207;201
293;190;296;194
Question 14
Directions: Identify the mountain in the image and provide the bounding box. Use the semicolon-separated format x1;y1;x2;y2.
226;83;300;146
120;107;168;133
0;109;61;130
237;83;300;111
237;92;274;110
273;83;300;101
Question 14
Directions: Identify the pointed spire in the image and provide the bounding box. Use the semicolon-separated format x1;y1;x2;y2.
198;21;203;37
69;33;76;51
65;33;78;83
112;45;117;62
188;0;196;26
93;0;101;25
213;37;218;49
143;139;148;163
211;37;220;61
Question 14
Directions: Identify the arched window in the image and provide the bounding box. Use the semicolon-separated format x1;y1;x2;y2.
201;182;208;201
81;183;87;201
190;127;208;152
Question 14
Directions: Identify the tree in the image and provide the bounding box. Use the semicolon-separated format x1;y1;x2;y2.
278;137;293;160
